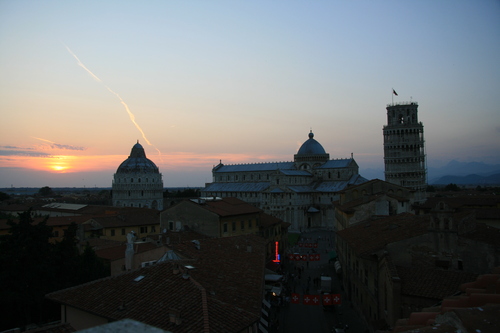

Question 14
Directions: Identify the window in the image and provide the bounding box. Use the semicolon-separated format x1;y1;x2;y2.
121;228;126;235
169;221;174;231
241;221;244;230
223;223;228;233
111;229;116;236
151;226;156;233
248;220;252;229
232;221;236;231
140;226;147;234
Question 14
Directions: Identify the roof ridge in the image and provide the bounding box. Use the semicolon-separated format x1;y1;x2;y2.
189;276;210;333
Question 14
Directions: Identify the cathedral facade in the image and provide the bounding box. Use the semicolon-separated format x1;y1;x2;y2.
201;131;368;231
112;142;164;210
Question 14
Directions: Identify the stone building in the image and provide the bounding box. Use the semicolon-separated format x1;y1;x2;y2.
202;131;368;231
112;141;163;210
160;197;289;262
383;102;427;202
333;178;416;231
336;211;500;329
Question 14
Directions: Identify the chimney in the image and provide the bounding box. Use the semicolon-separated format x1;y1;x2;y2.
169;309;182;325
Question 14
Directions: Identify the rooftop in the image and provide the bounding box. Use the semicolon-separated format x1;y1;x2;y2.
397;266;478;300
47;235;267;333
336;213;430;257
187;197;262;217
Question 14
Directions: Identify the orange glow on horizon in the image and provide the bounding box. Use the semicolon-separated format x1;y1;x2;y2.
0;151;290;173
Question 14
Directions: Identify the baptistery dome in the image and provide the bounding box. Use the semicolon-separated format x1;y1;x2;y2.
116;142;159;174
112;141;163;210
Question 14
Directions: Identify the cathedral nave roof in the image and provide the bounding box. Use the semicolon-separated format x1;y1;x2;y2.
213;162;295;173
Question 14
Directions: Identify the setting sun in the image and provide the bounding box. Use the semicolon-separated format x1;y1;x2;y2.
51;165;68;172
48;156;72;172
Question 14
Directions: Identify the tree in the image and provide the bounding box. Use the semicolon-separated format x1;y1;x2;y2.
0;211;109;331
0;210;54;330
38;186;54;197
0;191;11;201
444;183;461;191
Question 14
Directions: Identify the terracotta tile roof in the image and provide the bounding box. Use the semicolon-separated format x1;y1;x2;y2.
475;207;500;219
47;234;267;333
164;230;212;245
24;322;75;333
0;203;34;212
336;213;430;257
259;213;283;228
418;196;500;210
94;242;159;261
335;193;385;212
0;215;91;231
83;238;123;251
397;266;478;300
86;211;160;229
461;222;500;246
393;269;500;332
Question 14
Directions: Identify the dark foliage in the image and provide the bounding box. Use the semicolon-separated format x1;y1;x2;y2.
0;191;11;201
444;183;461;191
38;186;54;197
0;210;109;331
164;188;201;198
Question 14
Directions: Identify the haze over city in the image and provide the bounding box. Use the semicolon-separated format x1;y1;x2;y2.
1;1;499;188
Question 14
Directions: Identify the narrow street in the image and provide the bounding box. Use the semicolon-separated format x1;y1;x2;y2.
270;229;368;333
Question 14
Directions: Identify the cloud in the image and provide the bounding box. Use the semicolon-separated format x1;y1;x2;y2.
0;150;51;157
32;137;87;151
51;143;86;151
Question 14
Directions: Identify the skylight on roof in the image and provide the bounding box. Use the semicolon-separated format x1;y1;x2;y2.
134;275;145;282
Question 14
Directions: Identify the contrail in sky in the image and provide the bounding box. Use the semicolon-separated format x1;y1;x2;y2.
64;44;159;154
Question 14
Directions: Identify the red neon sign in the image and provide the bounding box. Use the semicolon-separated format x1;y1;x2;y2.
272;241;280;262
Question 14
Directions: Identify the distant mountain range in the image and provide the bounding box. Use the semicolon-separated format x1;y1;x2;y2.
361;160;500;185
429;160;500;185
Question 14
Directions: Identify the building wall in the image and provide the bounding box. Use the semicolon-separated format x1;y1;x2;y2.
377;255;402;327
335;180;415;231
220;215;260;237
160;201;220;237
84;224;159;242
62;305;108;331
160;200;263;239
386;229;500;275
101;224;160;242
109;244;168;276
112;172;163;210
203;159;365;232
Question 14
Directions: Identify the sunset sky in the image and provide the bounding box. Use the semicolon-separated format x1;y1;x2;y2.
1;1;499;188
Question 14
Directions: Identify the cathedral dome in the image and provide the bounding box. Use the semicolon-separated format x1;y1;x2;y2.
296;131;327;155
116;142;159;174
